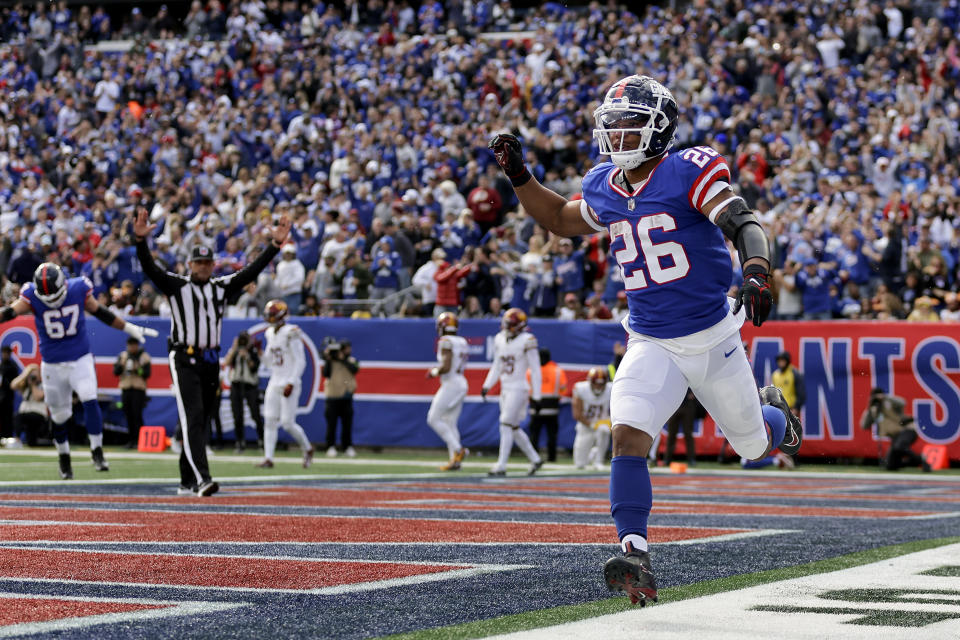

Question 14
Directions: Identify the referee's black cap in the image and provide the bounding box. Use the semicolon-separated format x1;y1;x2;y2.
190;245;214;261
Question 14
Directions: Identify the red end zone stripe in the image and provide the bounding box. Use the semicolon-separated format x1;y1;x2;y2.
0;548;463;590
0;507;740;544
356;368;589;396
0;597;167;625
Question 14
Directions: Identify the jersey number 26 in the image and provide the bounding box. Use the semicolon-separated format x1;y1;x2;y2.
610;215;690;290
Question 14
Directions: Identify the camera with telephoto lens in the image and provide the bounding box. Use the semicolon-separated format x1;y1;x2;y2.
323;336;342;357
237;331;250;347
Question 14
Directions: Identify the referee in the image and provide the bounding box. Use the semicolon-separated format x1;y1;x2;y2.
133;208;290;496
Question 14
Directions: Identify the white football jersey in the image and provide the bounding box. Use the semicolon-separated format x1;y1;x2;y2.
573;380;611;426
483;330;541;397
436;335;469;384
263;323;305;386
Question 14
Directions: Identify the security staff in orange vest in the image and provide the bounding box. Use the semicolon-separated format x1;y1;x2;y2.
527;348;569;462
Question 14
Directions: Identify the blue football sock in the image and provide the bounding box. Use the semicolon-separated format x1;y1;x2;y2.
741;456;776;469
762;404;787;449
52;420;69;444
609;455;652;541
82;399;103;436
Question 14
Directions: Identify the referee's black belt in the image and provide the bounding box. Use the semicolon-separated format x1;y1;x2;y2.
169;342;220;362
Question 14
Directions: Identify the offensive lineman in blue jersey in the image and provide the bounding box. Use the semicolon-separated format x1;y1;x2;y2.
0;263;157;479
489;75;803;606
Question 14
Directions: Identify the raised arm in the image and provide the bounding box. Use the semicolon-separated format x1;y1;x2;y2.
488;134;596;237
220;216;291;298
10;363;36;392
132;208;186;297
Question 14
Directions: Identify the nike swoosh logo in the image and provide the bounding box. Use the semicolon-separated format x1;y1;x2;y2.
784;430;800;447
723;347;737;358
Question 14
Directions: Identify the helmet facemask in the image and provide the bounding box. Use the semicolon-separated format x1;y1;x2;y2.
593;76;678;171
594;104;672;170
36;286;67;308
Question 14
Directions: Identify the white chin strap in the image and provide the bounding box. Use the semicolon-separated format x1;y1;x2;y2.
610;151;648;171
37;290;66;308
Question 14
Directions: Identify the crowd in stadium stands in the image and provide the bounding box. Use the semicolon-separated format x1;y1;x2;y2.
0;0;959;322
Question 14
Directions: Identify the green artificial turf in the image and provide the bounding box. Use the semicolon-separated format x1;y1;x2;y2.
379;536;960;640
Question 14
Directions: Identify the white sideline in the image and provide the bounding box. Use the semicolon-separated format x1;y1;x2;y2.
489;543;960;640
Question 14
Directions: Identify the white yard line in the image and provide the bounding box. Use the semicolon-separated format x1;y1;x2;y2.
489;543;960;640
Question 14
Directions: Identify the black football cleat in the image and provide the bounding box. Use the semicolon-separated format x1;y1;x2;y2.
91;447;109;472
604;547;658;606
527;459;543;476
58;453;73;480
759;385;803;456
196;480;219;497
487;469;506;477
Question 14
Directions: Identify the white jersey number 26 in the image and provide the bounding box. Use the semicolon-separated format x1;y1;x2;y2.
610;215;690;290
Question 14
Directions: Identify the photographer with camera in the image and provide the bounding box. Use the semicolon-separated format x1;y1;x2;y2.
113;337;152;449
225;331;264;452
322;337;359;457
861;387;930;472
10;364;48;447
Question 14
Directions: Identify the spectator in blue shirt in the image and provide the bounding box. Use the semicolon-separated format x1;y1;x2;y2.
795;258;838;320
371;236;400;315
836;231;873;290
553;237;586;299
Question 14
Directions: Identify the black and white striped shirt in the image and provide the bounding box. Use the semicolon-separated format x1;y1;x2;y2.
136;241;280;351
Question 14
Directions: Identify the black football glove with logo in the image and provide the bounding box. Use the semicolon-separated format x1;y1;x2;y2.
733;264;773;327
488;133;532;187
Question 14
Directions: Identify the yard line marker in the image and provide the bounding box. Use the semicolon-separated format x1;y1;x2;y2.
0;592;244;638
0;564;533;596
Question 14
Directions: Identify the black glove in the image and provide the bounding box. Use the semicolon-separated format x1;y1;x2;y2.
732;264;773;327
487;133;532;187
530;398;542;415
481;387;488;402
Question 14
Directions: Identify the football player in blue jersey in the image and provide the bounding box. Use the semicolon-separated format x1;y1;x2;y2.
0;263;158;479
489;75;803;606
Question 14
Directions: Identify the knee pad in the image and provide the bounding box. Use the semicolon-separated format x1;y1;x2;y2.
50;405;72;425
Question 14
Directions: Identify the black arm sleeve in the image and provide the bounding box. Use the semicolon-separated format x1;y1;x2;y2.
0;306;15;323
344;357;359;375
221;243;281;299
93;305;118;326
714;198;771;269
321;358;332;378
135;239;184;297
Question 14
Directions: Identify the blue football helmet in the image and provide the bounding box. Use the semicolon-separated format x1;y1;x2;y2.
33;262;67;308
593;75;678;170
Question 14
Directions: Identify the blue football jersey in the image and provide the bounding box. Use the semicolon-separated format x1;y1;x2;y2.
581;147;734;338
20;277;94;363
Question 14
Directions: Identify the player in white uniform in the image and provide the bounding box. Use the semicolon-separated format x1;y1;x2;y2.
481;308;543;476
427;312;470;470
489;75;803;605
572;368;612;470
256;300;314;469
